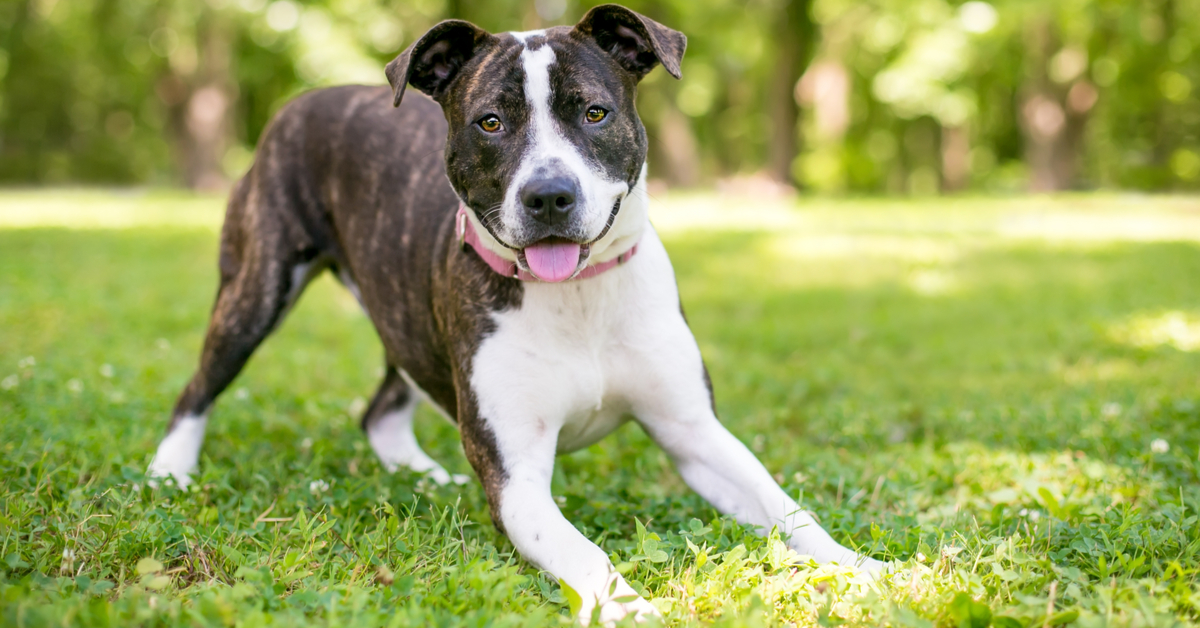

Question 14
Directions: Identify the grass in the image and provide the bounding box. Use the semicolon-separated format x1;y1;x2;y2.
1;189;1199;627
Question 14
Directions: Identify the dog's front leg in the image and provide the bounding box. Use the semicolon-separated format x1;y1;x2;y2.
502;440;658;624
458;406;658;624
648;409;884;573
626;326;885;574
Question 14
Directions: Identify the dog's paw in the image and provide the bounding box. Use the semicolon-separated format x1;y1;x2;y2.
146;415;205;489
788;548;894;583
146;459;194;490
575;572;662;626
855;555;894;580
423;467;471;486
585;595;661;626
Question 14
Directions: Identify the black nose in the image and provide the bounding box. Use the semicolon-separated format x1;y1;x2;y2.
520;177;577;225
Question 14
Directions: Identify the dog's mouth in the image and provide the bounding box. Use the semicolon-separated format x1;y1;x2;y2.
517;237;591;283
509;197;624;282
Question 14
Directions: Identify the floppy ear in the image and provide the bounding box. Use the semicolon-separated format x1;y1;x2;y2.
572;4;686;81
385;20;495;107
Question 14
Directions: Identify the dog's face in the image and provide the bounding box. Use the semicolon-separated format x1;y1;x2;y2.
387;5;685;281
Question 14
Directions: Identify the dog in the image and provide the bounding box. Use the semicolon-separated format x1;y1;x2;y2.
147;5;883;622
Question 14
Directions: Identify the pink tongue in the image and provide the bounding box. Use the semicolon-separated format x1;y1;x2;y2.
523;241;582;282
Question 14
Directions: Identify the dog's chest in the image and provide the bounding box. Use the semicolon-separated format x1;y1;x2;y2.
469;237;683;453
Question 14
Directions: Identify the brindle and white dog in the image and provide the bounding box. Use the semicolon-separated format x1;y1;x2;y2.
148;5;883;622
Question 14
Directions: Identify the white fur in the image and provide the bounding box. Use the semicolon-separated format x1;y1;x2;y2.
366;393;467;485
470;214;882;622
491;37;629;251
147;413;207;487
508;29;546;43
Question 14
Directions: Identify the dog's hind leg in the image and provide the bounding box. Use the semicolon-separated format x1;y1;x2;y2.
149;181;322;487
362;367;467;485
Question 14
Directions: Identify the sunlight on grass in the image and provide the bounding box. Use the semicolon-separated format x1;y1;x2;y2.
929;443;1149;521
4;188;1200;243
765;234;963;264
1109;310;1200;352
651;192;1200;243
0;189;224;230
1050;356;1139;386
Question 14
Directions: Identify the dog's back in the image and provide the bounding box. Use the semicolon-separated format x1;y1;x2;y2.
170;85;462;427
230;84;457;274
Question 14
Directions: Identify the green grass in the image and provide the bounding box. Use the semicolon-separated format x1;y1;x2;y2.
2;189;1200;627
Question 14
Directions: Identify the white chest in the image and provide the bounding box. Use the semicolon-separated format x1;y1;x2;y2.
469;229;691;453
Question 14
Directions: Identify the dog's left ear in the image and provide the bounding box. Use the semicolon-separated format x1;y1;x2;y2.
386;20;496;107
572;4;686;81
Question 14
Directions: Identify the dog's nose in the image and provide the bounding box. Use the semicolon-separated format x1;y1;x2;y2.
520;177;577;225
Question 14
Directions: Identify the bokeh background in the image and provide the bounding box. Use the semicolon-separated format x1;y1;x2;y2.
2;0;1199;194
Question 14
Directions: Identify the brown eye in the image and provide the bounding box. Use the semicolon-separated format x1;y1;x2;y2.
478;115;503;133
585;107;608;124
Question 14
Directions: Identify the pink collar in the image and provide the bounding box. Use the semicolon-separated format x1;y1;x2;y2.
456;204;639;282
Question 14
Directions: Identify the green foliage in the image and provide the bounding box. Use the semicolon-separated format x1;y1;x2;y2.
947;592;991;628
2;190;1200;626
809;0;1200;192
1;0;1197;190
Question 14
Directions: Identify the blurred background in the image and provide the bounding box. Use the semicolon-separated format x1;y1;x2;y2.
1;0;1198;194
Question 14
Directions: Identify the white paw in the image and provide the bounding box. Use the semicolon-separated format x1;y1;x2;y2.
576;573;662;626
146;449;196;489
584;595;661;626
854;556;894;580
147;414;206;489
789;546;893;582
145;461;193;489
422;466;471;486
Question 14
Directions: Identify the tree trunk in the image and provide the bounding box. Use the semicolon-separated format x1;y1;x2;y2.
1018;19;1092;191
657;97;701;187
766;0;815;186
1153;0;1176;167
160;9;236;190
941;125;970;192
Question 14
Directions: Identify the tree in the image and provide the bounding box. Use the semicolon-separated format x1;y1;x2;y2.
767;0;815;186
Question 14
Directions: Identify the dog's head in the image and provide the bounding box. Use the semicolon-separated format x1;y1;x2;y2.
386;4;685;281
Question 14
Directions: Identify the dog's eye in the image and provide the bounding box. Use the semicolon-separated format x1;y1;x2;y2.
478;115;503;133
584;107;608;124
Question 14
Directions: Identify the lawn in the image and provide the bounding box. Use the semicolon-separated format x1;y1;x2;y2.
2;189;1199;627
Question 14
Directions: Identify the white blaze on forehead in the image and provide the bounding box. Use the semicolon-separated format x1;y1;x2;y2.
490;34;630;249
506;29;544;43
520;44;558;138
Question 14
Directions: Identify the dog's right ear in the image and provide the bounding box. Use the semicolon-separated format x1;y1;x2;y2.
386;20;495;107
